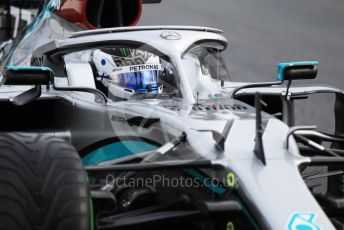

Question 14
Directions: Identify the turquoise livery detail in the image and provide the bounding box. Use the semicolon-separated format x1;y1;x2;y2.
82;141;158;165
288;213;321;230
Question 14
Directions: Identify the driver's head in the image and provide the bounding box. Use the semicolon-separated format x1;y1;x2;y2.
93;48;163;99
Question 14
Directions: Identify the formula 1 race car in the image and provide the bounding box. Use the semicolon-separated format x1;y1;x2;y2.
1;1;344;230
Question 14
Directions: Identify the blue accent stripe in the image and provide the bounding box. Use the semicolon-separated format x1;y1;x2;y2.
82;141;157;166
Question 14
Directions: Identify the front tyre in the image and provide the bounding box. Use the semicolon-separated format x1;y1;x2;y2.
0;133;90;230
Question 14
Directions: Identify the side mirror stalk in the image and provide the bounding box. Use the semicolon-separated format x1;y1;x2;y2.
231;61;318;99
10;85;41;106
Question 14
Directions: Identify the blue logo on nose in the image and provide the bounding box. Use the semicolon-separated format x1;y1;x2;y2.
288;213;320;230
101;59;106;66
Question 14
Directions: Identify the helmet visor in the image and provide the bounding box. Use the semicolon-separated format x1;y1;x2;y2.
112;64;162;93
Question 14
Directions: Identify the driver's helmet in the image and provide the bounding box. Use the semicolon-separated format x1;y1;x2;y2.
92;48;163;100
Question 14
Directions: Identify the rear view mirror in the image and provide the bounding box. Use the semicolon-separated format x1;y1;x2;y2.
2;65;108;105
277;61;318;82
3;66;53;85
232;61;319;99
2;66;53;106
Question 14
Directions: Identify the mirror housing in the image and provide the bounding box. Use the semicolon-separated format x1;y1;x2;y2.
277;61;318;82
1;65;108;105
2;66;53;106
3;66;53;85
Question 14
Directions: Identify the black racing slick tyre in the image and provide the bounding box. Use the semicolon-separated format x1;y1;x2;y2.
0;133;91;230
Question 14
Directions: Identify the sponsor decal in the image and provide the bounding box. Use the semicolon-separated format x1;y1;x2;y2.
160;31;182;40
112;64;162;74
287;213;321;230
112;68;123;73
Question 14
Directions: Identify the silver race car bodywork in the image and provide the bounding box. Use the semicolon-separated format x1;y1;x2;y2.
1;1;344;230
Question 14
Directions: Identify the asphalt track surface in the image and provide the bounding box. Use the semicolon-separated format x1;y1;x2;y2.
140;0;344;132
